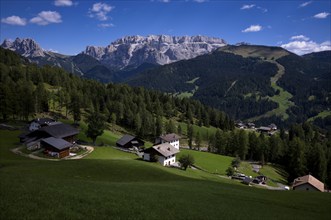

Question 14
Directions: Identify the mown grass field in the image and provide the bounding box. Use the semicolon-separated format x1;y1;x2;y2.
1;130;331;219
178;149;287;186
178;149;233;175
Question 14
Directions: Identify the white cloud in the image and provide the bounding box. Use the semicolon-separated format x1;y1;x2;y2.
89;2;114;21
313;12;330;19
98;23;114;28
1;15;27;26
257;6;268;13
159;0;170;2
281;40;331;55
241;4;255;10
242;25;262;33
193;0;208;3
299;1;312;8
291;35;310;41
54;0;73;7
30;11;62;25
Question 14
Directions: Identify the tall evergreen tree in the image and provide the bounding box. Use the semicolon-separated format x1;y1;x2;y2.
195;131;201;151
187;123;194;149
237;129;248;160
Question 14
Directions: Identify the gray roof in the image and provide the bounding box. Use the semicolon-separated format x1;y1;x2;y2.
258;126;271;131
116;134;135;146
40;123;79;138
152;143;179;157
160;133;180;142
42;137;72;150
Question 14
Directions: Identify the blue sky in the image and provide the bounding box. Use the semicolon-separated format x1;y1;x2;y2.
1;0;330;55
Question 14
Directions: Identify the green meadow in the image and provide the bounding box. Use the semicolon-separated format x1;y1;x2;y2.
1;130;331;220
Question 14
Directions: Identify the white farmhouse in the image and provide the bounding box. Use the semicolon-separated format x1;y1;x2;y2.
143;143;179;166
156;133;180;149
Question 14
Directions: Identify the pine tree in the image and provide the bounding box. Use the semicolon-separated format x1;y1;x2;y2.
155;116;163;137
187;123;194;149
166;119;176;133
237;129;248;160
195;131;201;151
177;124;182;135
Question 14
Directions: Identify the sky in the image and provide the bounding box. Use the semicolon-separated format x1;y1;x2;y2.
0;0;330;55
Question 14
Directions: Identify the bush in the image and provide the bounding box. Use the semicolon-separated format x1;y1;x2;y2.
231;156;241;168
178;154;195;170
226;166;235;176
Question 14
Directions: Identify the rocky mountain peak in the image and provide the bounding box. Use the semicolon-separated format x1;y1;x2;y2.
83;35;227;69
1;38;45;57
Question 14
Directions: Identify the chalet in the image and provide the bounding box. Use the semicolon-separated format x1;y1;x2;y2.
116;135;144;149
155;133;180;149
247;122;255;129
235;121;247;129
29;118;55;131
20;123;79;144
41;137;72;158
143;143;179;166
292;174;324;192
257;126;272;133
268;123;277;130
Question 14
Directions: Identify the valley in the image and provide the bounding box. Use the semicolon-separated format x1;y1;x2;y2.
1;1;331;219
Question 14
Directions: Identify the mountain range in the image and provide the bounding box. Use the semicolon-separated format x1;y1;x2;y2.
1;36;330;128
1;35;226;81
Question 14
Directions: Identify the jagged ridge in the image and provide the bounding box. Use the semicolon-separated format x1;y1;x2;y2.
83;35;227;69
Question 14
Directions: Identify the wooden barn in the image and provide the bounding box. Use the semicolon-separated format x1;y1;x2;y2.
41;137;72;158
20;123;79;144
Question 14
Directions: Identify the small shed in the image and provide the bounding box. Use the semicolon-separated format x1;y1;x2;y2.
116;135;144;149
41;137;72;158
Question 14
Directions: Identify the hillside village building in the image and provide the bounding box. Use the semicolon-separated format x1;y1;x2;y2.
29;118;56;131
20;120;79;159
143;143;179;166
116;135;144;149
155;133;180;149
292;174;324;192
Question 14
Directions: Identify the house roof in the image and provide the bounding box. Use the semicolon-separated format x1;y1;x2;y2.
116;134;136;146
31;118;55;125
42;137;72;150
40;123;79;138
258;126;271;131
268;123;277;129
293;174;324;192
152;143;179;157
160;133;180;142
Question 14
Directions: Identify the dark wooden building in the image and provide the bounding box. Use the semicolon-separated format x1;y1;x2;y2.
116;135;144;149
20;123;79;144
41;137;72;158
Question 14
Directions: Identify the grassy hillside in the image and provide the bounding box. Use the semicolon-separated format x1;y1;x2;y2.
178;149;233;175
1;130;331;219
